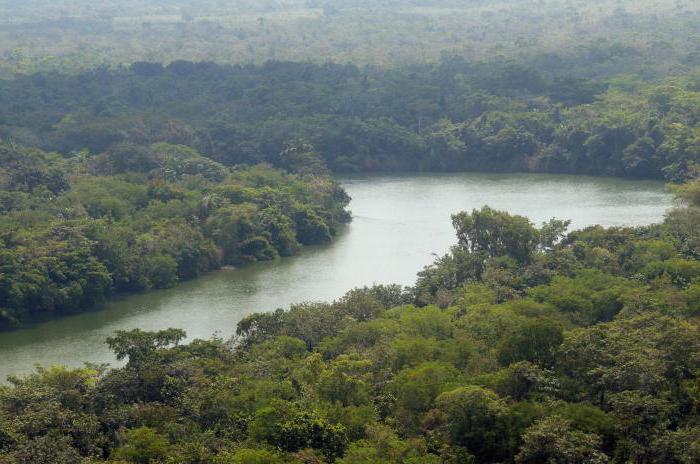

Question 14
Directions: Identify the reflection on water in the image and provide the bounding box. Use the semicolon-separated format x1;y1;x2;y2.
0;172;673;380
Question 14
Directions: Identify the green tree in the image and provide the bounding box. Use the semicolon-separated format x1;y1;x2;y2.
106;328;187;363
452;207;540;263
515;416;608;464
651;427;700;464
433;386;509;461
249;405;348;461
113;427;170;464
609;391;673;463
213;449;287;464
389;362;460;434
12;435;82;464
497;318;564;368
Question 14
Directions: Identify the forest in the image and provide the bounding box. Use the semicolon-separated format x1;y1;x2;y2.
0;182;698;463
0;59;699;181
0;140;350;329
0;0;698;74
0;0;699;181
0;0;700;462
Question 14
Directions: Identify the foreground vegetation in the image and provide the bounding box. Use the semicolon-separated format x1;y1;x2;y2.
0;141;350;329
0;181;697;463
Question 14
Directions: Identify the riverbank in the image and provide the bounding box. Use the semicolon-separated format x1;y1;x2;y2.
0;172;673;381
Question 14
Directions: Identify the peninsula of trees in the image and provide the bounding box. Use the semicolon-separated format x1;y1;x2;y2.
0;140;350;329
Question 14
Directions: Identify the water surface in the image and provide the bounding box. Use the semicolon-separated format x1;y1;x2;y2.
0;173;673;380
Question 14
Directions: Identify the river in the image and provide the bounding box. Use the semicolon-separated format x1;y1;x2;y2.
0;173;674;380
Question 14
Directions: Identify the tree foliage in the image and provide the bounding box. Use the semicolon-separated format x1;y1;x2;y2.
0;141;350;329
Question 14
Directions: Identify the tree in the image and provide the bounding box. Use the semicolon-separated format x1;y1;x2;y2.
278;139;330;177
651;427;700;464
12;435;82;464
144;254;178;289
538;219;571;250
102;143;159;174
433;386;509;461
609;391;673;463
497;318;564;368
249;406;348;461
558;314;700;400
389;363;460;434
337;423;439;464
236;309;286;347
293;206;332;245
317;355;372;407
106;328;187;363
489;361;560;401
113;427;170;464
515;416;608;464
672;179;700;207
452;207;540;263
213;449;287;464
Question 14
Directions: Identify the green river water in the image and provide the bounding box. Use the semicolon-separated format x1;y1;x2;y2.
0;173;674;380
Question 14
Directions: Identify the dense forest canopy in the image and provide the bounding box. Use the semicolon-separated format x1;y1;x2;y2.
0;140;350;329
0;0;698;180
0;183;698;463
1;58;699;180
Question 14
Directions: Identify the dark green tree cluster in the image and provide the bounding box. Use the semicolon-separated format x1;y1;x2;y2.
1;59;698;181
0;141;350;329
0;182;697;463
